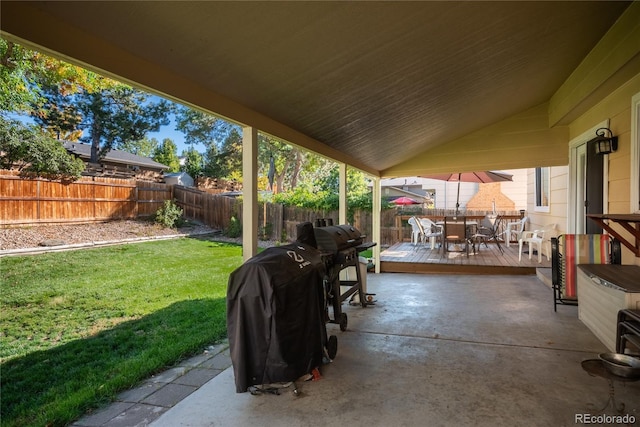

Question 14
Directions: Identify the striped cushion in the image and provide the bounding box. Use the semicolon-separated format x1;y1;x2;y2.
563;234;611;298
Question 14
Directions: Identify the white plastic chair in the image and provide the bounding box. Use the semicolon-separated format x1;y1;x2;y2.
407;216;424;246
505;216;528;247
419;218;443;249
518;223;556;263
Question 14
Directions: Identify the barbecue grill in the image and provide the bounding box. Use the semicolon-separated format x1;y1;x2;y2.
227;241;335;393
312;224;376;331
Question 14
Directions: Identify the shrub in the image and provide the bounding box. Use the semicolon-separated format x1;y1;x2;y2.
225;215;242;238
154;200;184;228
259;222;272;241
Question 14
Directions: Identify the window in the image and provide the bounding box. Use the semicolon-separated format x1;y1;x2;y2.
535;167;550;212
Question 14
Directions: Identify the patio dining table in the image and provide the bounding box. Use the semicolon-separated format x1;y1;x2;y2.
436;219;478;253
437;216;505;254
436;220;478;229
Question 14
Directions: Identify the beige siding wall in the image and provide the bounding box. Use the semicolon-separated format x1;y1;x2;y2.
568;73;640;265
526;166;568;259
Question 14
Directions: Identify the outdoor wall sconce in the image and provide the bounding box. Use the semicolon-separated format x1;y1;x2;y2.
592;127;618;155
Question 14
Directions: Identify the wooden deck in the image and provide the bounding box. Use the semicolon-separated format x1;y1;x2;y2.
380;240;550;275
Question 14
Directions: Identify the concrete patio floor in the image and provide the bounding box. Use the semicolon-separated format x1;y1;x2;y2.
77;273;640;426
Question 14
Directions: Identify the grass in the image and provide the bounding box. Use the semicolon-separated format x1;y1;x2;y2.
0;237;243;427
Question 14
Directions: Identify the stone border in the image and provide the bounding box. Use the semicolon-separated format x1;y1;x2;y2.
0;230;218;257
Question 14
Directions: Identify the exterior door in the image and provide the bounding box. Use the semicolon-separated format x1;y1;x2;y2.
574;144;587;233
585;141;604;234
570;122;608;234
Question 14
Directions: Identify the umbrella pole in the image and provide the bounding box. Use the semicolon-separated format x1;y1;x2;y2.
455;175;461;217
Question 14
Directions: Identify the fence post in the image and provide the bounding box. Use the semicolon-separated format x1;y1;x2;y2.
278;203;284;241
134;183;139;218
36;180;41;221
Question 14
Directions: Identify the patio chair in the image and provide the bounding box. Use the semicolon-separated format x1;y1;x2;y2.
518;223;557;263
469;216;493;254
505;216;528;247
443;216;469;257
419;218;443;250
407;216;424;246
550;234;621;312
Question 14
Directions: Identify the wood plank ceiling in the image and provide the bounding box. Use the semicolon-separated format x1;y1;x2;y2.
0;1;633;176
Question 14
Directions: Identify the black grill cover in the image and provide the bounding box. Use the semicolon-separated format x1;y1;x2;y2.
227;243;327;393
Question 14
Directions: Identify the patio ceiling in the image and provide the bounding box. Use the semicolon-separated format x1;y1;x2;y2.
1;1;638;177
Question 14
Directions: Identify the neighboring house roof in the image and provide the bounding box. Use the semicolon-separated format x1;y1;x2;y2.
385;187;431;203
63;142;168;170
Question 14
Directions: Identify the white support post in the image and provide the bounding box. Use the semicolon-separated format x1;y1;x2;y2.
242;126;258;261
339;163;347;225
372;176;381;273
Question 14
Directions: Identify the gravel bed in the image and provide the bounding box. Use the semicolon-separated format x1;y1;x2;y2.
0;220;280;252
0;220;216;251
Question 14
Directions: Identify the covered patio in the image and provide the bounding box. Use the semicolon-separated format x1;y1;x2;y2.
4;3;639;425
143;273;640;426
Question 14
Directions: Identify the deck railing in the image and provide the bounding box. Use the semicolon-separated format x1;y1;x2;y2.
353;208;526;247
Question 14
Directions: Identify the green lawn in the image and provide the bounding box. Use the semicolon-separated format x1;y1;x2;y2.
0;237;242;427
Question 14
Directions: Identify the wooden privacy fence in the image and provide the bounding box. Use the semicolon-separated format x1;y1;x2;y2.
0;173;171;226
172;185;338;241
0;173;526;247
173;185;240;231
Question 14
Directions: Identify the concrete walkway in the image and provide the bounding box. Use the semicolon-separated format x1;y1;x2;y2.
72;341;232;427
73;273;640;427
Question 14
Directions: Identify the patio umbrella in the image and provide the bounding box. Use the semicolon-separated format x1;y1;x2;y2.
391;196;420;205
422;171;513;215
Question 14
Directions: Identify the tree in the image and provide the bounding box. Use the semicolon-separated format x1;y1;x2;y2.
31;83;82;141
181;148;203;178
203;126;242;178
175;106;234;148
0;39;42;114
1;37;115;117
175;106;242;179
0;116;85;179
258;135;305;194
74;86;171;163
1;38;171;163
152;138;180;172
120;136;157;157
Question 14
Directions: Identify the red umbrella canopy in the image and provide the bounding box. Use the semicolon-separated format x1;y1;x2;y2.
422;171;513;183
392;196;420;205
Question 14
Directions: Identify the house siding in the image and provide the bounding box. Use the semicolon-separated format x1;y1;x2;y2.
567;73;640;265
526;166;567;259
